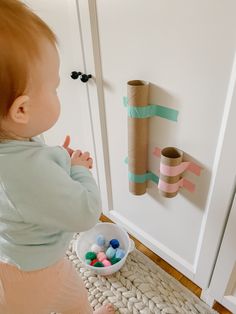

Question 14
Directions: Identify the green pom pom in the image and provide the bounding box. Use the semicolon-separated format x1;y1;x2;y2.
93;261;104;267
85;251;97;260
110;257;121;265
85;259;91;265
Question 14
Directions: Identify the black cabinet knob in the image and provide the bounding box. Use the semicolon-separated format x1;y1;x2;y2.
71;71;81;80
70;71;92;83
80;74;92;83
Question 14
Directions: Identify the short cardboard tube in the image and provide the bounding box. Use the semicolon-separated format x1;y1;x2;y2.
159;147;183;198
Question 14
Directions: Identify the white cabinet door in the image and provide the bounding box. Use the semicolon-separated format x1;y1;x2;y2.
208;191;236;313
23;0;236;291
23;0;98;182
78;0;236;288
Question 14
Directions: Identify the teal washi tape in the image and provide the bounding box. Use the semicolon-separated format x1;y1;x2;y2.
128;171;159;184
125;158;159;183
123;96;178;122
123;96;129;106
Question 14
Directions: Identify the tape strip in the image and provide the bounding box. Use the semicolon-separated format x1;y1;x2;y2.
153;147;162;157
160;162;188;176
123;97;179;122
128;171;159;184
153;147;202;176
126;157;158;183
182;178;195;192
158;178;195;193
160;162;201;176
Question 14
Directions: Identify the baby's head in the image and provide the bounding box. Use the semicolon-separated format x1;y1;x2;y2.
0;0;61;141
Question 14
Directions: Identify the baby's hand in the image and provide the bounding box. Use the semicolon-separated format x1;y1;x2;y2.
71;150;93;169
62;135;74;157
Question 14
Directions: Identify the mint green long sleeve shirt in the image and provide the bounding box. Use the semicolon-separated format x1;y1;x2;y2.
0;138;102;271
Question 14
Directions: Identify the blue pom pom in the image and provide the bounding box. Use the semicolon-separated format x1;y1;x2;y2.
110;239;120;249
106;247;116;259
115;248;125;259
96;234;106;247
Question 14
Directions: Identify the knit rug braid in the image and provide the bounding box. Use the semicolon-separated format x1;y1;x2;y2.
66;236;217;314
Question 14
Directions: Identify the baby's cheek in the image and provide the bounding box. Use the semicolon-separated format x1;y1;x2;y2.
53;97;61;119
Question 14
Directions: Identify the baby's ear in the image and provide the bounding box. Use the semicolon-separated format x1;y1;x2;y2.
8;95;30;124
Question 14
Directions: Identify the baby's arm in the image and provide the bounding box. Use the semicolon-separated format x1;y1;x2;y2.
9;147;102;232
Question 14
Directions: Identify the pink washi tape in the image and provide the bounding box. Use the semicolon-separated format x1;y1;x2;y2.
153;147;202;176
158;178;195;194
153;147;162;158
160;161;201;176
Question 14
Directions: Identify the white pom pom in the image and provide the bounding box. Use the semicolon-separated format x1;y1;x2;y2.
91;244;103;253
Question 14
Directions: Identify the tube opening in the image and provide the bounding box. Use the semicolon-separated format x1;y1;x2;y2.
161;147;182;159
127;80;148;86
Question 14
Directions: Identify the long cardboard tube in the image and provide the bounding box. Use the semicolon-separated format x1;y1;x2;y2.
128;80;149;195
158;147;183;198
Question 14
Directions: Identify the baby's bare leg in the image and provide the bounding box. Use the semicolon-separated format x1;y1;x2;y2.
56;259;114;314
93;303;115;314
61;309;81;314
61;303;115;314
56;259;93;314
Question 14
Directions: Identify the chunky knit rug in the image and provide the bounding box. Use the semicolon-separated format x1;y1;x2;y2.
66;236;217;314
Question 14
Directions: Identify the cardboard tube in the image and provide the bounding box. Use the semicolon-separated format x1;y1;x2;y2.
158;147;183;198
128;80;149;195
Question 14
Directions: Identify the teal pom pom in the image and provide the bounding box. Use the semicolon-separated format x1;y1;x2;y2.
115;248;125;259
85;259;91;265
93;261;104;267
106;247;116;259
96;234;106;246
85;251;97;260
110;239;120;249
110;257;121;265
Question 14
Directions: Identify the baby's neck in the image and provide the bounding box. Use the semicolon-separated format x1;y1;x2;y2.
0;131;31;142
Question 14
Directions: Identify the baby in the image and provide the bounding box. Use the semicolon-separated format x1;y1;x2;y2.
0;1;114;313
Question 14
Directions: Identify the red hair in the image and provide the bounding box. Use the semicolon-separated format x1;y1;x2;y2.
0;0;57;118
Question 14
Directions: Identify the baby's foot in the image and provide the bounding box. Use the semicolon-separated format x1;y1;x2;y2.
93;303;115;314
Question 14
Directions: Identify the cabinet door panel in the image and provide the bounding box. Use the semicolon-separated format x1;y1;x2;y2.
89;0;236;286
24;0;97;180
209;192;236;313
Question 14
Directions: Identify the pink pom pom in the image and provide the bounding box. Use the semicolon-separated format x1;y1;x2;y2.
97;252;106;262
103;259;112;267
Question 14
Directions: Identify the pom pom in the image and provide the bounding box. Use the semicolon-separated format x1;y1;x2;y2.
110;239;120;249
97;252;106;262
106;247;116;259
85;259;91;265
93;261;104;267
103;259;112;267
85;251;97;260
91;244;103;253
105;239;110;248
90;259;99;266
110;257;121;265
96;234;106;246
115;248;125;259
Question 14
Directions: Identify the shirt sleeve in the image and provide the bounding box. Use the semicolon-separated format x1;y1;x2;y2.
9;147;102;232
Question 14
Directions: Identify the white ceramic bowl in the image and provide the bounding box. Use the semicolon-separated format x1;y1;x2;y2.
75;222;135;276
